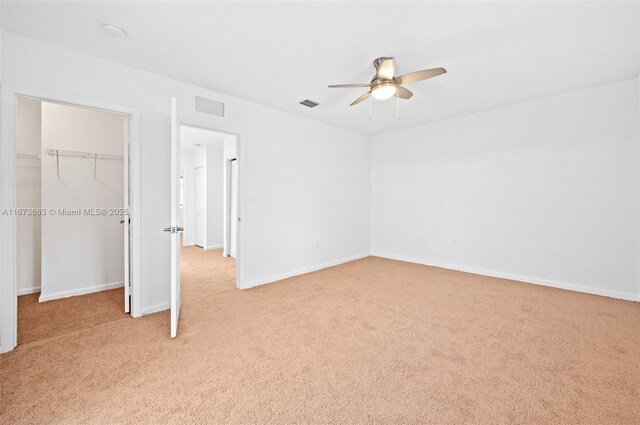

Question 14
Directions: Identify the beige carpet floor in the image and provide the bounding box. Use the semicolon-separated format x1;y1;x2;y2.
1;248;639;424
17;288;126;345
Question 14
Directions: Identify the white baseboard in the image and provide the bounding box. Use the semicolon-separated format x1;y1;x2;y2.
141;302;169;315
371;252;639;302
39;281;124;302
18;286;41;296
182;243;195;247
241;252;370;290
204;244;223;251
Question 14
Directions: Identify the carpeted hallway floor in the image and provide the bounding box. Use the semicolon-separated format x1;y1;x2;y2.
1;248;639;424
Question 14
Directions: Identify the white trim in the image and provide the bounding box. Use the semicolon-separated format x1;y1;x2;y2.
17;287;41;296
240;253;370;290
0;84;143;353
38;281;124;303
223;157;234;257
236;131;245;290
182;243;196;247
142;302;170;316
123;116;131;314
129;105;142;319
204;244;223;251
1;84;18;354
371;252;640;302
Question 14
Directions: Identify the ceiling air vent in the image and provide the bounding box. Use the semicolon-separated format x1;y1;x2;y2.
195;96;225;118
300;99;319;108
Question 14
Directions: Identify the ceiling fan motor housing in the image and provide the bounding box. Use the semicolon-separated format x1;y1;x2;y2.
374;57;394;73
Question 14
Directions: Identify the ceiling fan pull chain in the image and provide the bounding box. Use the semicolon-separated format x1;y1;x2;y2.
396;92;399;120
369;95;372;120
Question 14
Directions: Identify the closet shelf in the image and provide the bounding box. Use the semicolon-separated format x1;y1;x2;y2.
44;148;124;161
17;153;41;160
45;149;125;179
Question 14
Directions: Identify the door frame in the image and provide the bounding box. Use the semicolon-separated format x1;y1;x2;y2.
225;157;238;258
194;165;206;248
177;123;243;290
0;84;143;353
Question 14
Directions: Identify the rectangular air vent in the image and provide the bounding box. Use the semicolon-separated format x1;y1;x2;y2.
300;99;319;108
195;96;225;118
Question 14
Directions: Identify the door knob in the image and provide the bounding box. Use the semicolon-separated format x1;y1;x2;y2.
163;226;184;233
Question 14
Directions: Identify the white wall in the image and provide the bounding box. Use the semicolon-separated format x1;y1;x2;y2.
40;102;125;301
2;32;371;313
371;79;640;301
16;97;41;295
180;147;205;247
205;145;223;249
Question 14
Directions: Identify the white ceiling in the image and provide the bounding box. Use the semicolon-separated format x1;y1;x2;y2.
180;125;224;151
2;1;638;135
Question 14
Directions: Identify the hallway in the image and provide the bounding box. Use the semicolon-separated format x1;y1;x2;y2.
179;246;237;298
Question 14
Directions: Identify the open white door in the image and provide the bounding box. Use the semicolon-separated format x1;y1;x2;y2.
123;117;130;313
166;97;182;338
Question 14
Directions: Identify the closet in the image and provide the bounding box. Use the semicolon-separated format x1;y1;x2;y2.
16;97;127;302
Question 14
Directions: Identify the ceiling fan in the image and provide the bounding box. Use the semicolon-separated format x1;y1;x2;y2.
328;57;447;106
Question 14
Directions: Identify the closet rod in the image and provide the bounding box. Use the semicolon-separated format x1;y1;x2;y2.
44;148;124;161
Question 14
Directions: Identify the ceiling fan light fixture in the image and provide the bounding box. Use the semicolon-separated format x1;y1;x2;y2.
371;82;397;100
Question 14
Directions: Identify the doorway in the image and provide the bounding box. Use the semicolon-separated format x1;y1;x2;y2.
15;97;132;344
167;98;242;339
177;124;239;314
0;86;142;353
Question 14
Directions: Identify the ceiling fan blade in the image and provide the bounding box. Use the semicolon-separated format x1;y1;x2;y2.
396;67;447;85
350;91;371;106
328;83;371;88
395;86;413;99
375;57;396;81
